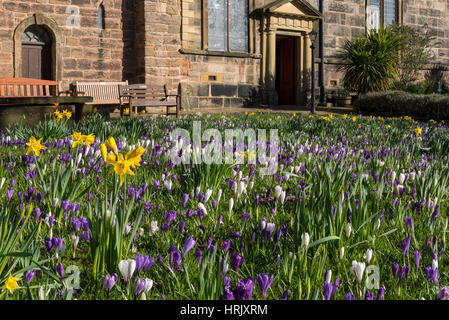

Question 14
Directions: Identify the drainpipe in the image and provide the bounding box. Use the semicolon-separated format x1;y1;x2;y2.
318;0;326;105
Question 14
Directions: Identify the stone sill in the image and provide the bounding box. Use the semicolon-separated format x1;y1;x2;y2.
180;48;262;59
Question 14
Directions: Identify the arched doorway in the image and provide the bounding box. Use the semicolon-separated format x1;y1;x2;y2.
14;13;63;81
21;25;52;80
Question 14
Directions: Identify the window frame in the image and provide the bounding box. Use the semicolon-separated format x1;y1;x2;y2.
98;3;105;30
366;0;402;31
202;0;254;54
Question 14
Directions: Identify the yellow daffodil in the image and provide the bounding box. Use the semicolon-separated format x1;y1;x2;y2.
251;112;255;116
352;116;357;122
414;128;422;136
124;146;146;168
105;137;119;155
72;132;84;148
293;113;296;117
241;150;257;162
62;110;72;119
140;110;146;114
358;124;361;129
25;136;47;156
321;116;330;121
343;114;348;120
23;115;26;120
4;274;20;293
100;144;108;163
54;110;63;120
245;112;248;116
93;107;98;113
430;119;436;124
378;116;384;121
387;125;391;129
328;113;333;120
82;134;95;147
108;154;135;183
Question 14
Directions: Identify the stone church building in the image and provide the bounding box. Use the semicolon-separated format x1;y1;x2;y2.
0;0;447;109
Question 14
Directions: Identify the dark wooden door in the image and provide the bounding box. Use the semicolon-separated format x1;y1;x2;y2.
22;43;51;80
21;25;52;80
278;37;296;105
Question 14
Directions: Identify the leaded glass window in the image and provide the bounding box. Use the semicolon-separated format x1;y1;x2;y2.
368;0;398;30
208;0;248;53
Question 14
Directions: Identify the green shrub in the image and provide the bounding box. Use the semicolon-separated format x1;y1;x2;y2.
354;91;449;119
398;79;437;95
337;27;401;94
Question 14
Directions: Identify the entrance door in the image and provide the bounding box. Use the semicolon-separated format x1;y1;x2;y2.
21;25;52;80
276;36;296;105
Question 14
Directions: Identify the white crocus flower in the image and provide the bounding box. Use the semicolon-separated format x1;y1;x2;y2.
279;191;286;205
198;202;208;215
391;171;396;182
351;261;366;285
118;259;136;284
237;181;247;199
301;233;310;249
204;189;213;203
274;185;282;203
249;181;254;190
149;221;159;236
365;249;373;264
399;173;406;184
410;172;416;181
326;270;332;284
0;177;5;190
346;223;352;237
229;198;234;218
164;180;172;192
340;247;345;261
217;189;222;204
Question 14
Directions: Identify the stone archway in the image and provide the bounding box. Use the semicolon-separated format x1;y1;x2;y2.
13;13;63;81
257;0;322;106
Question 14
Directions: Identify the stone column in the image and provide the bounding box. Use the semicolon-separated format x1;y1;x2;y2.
295;36;302;106
303;34;311;105
266;28;278;106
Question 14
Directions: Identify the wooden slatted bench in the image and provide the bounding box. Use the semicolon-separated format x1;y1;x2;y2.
73;81;128;107
0;78;91;122
0;78;69;97
118;84;180;118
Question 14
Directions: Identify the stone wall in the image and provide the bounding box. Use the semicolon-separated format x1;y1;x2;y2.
0;0;134;90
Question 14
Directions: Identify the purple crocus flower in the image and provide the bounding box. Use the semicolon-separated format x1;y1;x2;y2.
414;250;421;271
25;270;36;284
399;266;406;281
234;276;254;300
33;207;41;223
182;237;196;257
220;277;235;300
436;287;449;300
256;273;274;300
323;281;333;300
222;240;231;254
346;208;352;223
44;238;53;254
169;249;181;271
432;205;440;220
280;289;290;300
142;255;155;272
344;293;355;300
402;233;411;257
392;262;399;277
377;287;385;300
433;268;439;288
230;252;244;273
134;278;146;298
331;277;340;299
182;193;189;209
154;180;161;191
52;237;63;253
195;250;202;266
56;263;64;277
103;273;118;295
7;187;14;203
364;290;374;300
179;221;185;233
135;253;146;274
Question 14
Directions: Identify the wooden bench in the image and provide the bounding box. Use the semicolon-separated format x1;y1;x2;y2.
73;81;128;106
119;84;180;118
0;78;91;122
0;78;70;97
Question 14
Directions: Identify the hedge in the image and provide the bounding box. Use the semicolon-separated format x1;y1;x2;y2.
353;91;449;120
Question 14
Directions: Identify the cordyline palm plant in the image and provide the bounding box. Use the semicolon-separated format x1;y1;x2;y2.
337;27;402;94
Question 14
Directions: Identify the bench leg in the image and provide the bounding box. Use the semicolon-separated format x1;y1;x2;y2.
176;95;180;118
74;103;84;122
120;104;124;118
